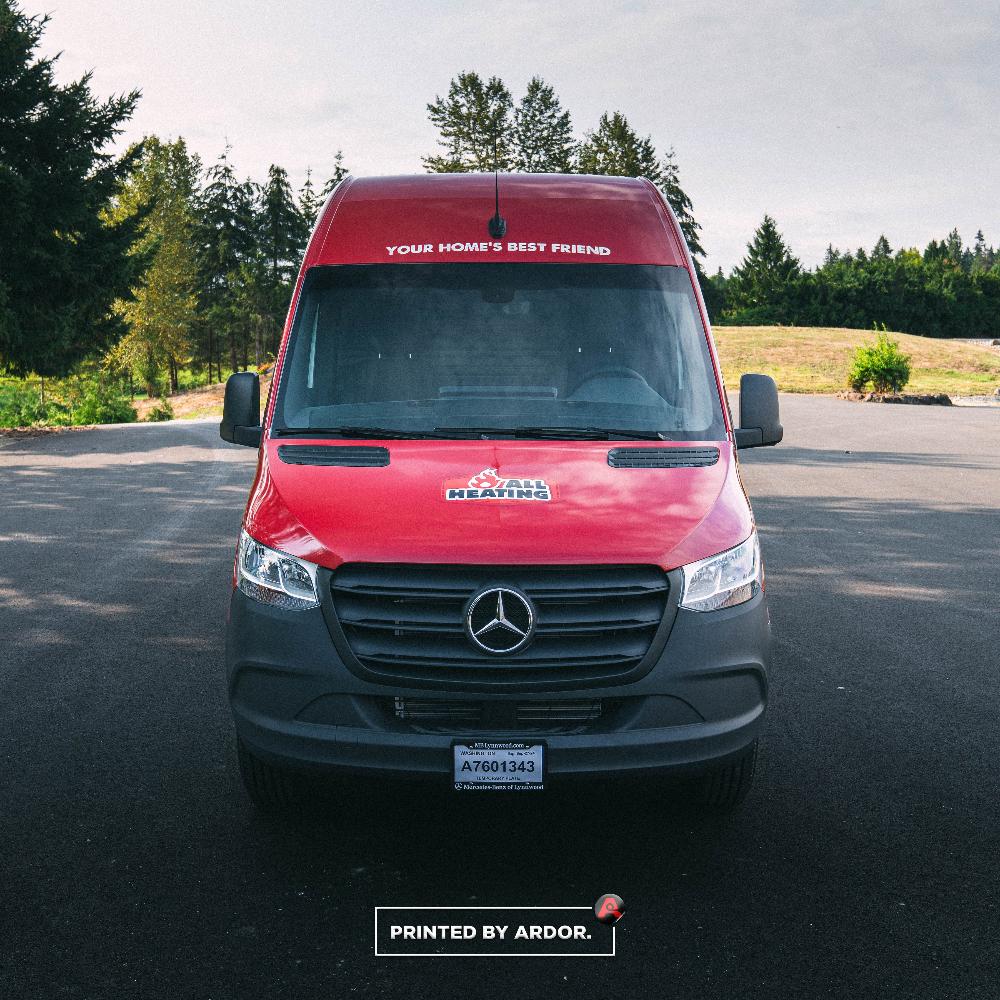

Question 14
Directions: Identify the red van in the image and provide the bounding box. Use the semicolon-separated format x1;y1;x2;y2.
221;173;781;811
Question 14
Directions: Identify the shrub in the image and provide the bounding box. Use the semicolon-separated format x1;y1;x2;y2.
72;383;137;425
848;333;912;393
0;382;48;427
0;376;134;427
0;381;72;427
145;399;174;422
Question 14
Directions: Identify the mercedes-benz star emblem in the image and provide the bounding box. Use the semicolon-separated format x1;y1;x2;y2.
465;588;535;654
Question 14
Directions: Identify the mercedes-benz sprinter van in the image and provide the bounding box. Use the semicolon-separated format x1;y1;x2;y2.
221;173;782;811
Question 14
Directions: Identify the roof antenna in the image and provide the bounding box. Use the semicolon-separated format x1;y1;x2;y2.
487;132;507;238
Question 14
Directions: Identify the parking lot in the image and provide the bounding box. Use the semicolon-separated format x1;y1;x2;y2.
1;394;998;998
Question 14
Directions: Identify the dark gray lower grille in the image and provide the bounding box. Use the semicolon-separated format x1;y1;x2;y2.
393;697;481;723
390;697;606;732
331;564;668;686
516;700;602;723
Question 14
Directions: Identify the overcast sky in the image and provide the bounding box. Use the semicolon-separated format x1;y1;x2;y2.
39;0;1000;271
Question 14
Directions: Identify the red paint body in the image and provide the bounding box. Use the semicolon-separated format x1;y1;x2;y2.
243;173;750;575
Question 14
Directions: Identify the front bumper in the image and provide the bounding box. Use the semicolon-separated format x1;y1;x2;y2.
226;581;770;781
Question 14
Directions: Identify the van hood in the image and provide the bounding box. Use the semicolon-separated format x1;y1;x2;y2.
244;439;753;572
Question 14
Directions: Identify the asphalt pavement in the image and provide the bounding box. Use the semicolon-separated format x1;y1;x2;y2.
1;395;998;999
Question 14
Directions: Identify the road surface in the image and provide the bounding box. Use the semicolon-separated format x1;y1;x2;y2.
1;396;998;998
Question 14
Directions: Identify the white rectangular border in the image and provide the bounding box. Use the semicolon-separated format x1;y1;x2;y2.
375;906;615;958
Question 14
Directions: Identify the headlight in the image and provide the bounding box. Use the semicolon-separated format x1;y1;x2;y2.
237;530;320;610
679;532;762;612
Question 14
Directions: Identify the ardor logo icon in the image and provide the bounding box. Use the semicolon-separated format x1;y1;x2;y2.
465;588;535;654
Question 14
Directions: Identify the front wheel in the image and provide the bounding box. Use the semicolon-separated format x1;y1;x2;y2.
237;738;306;813
694;740;758;810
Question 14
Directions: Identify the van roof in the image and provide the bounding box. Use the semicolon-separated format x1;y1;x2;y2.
306;173;690;269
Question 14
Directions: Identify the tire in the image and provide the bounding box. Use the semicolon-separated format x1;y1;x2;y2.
237;738;306;813
695;739;758;810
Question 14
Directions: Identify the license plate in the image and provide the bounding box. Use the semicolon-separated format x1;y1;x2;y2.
452;741;545;791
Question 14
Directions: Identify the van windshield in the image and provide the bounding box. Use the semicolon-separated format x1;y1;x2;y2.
273;263;725;440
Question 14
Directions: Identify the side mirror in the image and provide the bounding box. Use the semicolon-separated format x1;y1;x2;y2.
220;372;262;447
735;373;782;449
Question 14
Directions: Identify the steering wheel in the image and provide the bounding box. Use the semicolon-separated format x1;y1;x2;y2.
569;366;648;396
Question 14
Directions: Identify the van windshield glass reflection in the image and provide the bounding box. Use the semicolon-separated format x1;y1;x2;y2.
274;263;725;440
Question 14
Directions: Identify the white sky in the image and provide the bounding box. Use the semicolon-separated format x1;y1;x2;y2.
38;0;1000;271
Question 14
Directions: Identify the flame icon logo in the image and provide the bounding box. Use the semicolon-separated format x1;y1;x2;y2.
468;468;503;489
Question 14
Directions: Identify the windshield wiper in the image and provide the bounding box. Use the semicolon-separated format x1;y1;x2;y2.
274;426;451;439
433;426;667;440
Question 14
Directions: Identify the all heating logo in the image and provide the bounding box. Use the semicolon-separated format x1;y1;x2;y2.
443;468;557;502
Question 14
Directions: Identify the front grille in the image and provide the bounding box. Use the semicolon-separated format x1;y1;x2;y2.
516;700;603;723
330;564;669;687
393;697;482;723
390;697;607;733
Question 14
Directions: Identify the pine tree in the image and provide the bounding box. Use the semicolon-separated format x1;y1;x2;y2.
971;229;986;273
728;215;801;313
513;77;576;172
197;147;256;290
105;137;201;396
424;72;514;172
923;239;946;264
194;147;257;375
259;164;307;285
0;1;143;375
699;267;728;322
578;113;703;260
320;151;350;198
241;165;307;363
971;229;992;275
299;168;322;230
577;111;661;180
945;228;963;260
871;235;893;260
658;148;703;259
944;228;970;270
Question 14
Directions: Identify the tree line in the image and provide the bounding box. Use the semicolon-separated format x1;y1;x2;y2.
105;138;348;395
0;2;346;389
2;0;998;406
706;216;1000;338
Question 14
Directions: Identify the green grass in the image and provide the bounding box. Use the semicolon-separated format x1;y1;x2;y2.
713;326;1000;396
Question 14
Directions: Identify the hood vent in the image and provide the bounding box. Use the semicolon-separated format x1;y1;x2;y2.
608;447;719;469
277;445;390;467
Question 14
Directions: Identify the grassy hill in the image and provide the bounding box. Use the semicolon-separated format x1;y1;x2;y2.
713;326;1000;396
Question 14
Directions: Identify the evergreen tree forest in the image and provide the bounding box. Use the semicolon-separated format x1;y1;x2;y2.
708;217;1000;336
